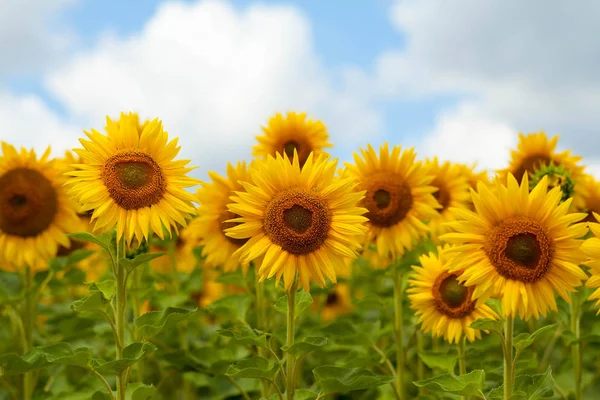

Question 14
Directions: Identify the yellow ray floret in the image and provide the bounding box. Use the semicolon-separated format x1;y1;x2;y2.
580;213;600;313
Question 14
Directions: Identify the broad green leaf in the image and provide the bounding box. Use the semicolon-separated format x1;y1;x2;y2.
225;356;279;380
0;271;20;302
208;294;250;321
274;290;313;318
135;307;197;338
217;326;268;348
488;368;554;399
281;337;328;358
513;325;556;353
321;320;380;347
0;343;92;375
91;391;114;400
417;350;458;374
413;370;485;396
294;389;319;400
127;383;157;400
71;291;109;312
313;366;395;394
120;252;166;273
92;342;157;375
89;279;117;301
68;231;116;258
470;318;503;333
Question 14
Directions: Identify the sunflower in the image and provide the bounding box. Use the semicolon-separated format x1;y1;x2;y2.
425;158;471;239
344;143;439;259
576;175;600;222
320;283;354;322
498;131;585;184
441;174;588;320
150;233;198;275
253;112;332;168
408;247;499;343
186;162;252;274
581;213;600;312
0;143;81;270
226;152;368;292
66;112;199;245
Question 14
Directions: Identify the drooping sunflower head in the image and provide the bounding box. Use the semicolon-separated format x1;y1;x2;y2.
186;161;253;274
344;143;439;259
0;143;81;269
499;131;585;184
66;112;200;245
253;112;333;168
408;246;499;343
441;173;588;320
424;158;471;239
226;152;368;292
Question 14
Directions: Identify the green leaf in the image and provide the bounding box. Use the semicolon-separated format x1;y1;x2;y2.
135;307;197;338
92;342;157;375
281;337;328;358
50;249;95;272
208;294;250;321
120;252;166;273
89;279;117;301
0;343;92;375
513;325;556;353
313;366;395;394
217;326;269;348
215;269;247;287
354;293;389;310
225;356;279;380
68;231;116;258
71;291;109;312
417;351;458;374
274;290;313;318
470;318;503;334
488;368;554;399
294;389;319;400
127;383;157;400
413;370;485;396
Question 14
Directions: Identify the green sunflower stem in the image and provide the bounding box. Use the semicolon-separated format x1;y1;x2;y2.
457;337;468;400
393;268;405;400
416;331;425;396
22;267;34;400
570;293;582;400
286;282;297;400
503;317;514;400
116;238;128;400
255;272;268;398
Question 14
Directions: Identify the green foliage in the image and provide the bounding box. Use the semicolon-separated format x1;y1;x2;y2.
417;350;458;374
413;370;486;396
208;294;251;321
489;368;555;399
274;290;313;317
92;342;157;375
513;324;555;352
281;336;328;358
313;366;395;394
135;307;197;338
217;326;269;348
225;356;279;380
120;252;166;273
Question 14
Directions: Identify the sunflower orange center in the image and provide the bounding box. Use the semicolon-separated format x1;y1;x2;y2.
514;154;551;183
485;216;553;282
363;173;413;227
0;168;58;237
263;189;330;255
102;151;166;210
221;210;249;247
432;271;475;318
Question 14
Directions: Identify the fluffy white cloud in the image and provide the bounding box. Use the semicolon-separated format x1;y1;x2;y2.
46;0;382;176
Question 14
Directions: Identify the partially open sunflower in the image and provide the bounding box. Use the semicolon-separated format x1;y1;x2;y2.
186;162;252;274
498;131;585;184
0;143;80;269
66;112;199;244
441;174;588;320
344;143;439;259
253;111;332;168
226;152;368;291
408;246;499;343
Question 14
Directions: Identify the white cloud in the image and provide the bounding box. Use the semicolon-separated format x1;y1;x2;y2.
45;0;382;176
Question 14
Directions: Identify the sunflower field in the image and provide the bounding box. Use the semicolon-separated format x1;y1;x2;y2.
1;111;600;400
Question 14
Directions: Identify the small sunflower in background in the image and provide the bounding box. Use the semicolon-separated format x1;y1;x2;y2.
498;131;585;184
150;233;198;275
408;247;499;343
441;174;588;320
344;143;439;259
424;158;471;239
0;143;80;270
226;152;368;292
65;112;199;245
186;161;252;274
320;283;354;322
581;214;600;312
576;175;600;222
253;111;332;167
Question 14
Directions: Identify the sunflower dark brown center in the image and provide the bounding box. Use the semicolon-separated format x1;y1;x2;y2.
433;183;451;211
363;173;413;227
220;210;249;247
283;141;299;158
279;137;312;167
325;292;339;306
514;154;552;183
102;151;166;210
0;168;58;237
263;189;331;255
432;271;475;318
485;216;553;282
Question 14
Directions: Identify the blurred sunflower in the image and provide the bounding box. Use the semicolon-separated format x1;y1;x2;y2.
320;283;354;322
66;112;199;245
498;131;584;184
186;162;252;274
425;158;470;239
344;143;439;259
441;174;588;320
408;247;499;343
253;112;332;167
459;163;490;192
150;234;198;275
581;214;600;312
577;176;600;222
226;152;368;292
0;143;80;269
